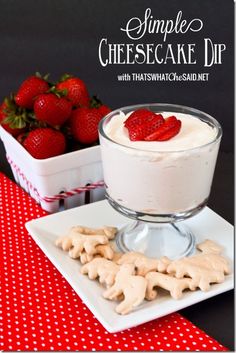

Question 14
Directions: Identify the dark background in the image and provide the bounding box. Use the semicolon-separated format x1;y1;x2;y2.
0;0;234;350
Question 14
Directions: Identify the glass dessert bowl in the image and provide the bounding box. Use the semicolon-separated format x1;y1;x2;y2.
99;103;222;259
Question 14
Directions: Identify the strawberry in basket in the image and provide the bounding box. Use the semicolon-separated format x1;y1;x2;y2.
69;96;111;144
0;96;28;137
34;91;72;127
14;73;50;109
20;127;66;159
0;72;112;159
56;74;90;107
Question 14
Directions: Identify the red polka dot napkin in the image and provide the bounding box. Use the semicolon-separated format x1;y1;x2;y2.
0;172;228;351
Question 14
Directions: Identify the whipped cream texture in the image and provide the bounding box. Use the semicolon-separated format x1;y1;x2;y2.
100;108;221;215
104;111;217;151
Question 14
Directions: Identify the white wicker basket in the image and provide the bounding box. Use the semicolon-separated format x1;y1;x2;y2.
0;126;105;212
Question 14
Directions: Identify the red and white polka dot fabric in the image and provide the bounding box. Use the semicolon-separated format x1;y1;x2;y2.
0;173;228;351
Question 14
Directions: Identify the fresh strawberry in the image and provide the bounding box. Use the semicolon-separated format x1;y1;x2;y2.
124;109;158;130
128;114;164;141
22;128;66;159
0;102;22;136
70;107;103;144
97;104;111;117
145;116;181;141
89;96;111;117
0;97;29;136
34;93;72;126
16;132;27;144
56;75;89;107
15;75;49;109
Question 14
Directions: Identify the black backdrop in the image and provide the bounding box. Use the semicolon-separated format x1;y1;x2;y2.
0;0;234;221
0;0;234;349
0;0;234;151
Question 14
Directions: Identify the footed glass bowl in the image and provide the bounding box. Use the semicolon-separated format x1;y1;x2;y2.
99;103;222;259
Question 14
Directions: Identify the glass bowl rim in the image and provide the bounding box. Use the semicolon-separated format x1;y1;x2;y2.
98;103;222;153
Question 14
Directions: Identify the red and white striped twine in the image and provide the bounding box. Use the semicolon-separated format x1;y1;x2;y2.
6;155;105;203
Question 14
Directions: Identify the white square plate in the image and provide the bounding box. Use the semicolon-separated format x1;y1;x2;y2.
25;201;234;333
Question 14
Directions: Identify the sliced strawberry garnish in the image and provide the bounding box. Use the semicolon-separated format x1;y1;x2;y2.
128;114;164;141
144;116;181;141
124;109;158;130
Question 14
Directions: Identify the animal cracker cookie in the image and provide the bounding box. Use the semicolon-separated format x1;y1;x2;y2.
112;252;123;262
73;225;117;239
167;251;230;276
55;227;109;258
103;264;147;315
188;253;229;274
79;252;94;265
117;251;146;265
145;272;196;300
55;227;83;251
79;244;114;264
167;255;227;291
69;234;108;258
55;225;231;315
176;264;224;291
135;256;171;276
81;258;120;286
197;239;223;254
118;251;171;276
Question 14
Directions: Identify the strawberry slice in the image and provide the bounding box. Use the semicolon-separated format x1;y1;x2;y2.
144;116;181;141
128;114;164;141
124;109;158;130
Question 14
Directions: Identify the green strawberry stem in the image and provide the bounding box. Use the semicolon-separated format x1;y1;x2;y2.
48;85;68;98
3;95;31;129
2;94;46;130
35;71;51;83
59;73;73;82
90;95;103;108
